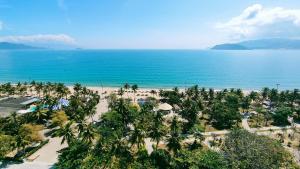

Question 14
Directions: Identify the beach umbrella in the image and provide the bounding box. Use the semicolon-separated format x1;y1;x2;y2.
59;98;69;106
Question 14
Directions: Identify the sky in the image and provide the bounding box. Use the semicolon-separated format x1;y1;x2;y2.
0;0;300;49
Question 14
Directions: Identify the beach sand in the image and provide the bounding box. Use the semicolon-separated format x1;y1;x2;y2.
69;86;254;101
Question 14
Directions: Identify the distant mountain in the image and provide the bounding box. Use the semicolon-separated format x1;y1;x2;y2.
211;44;248;50
0;42;42;50
211;38;300;50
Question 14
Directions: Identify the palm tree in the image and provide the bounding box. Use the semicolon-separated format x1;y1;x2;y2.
150;90;157;97
16;82;22;95
241;96;251;113
2;83;15;96
208;88;214;104
131;84;138;102
15;135;29;154
62;86;71;99
166;133;181;155
53;121;75;144
149;125;165;150
104;137;132;168
7;112;21;135
87;106;97;122
57;83;70;98
8;112;19;125
291;89;299;106
249;91;258;102
45;82;53;96
80;123;96;144
190;85;200;99
76;119;86;134
114;98;131;129
181;98;199;133
262;87;270;100
149;111;165;149
269;88;279;105
129;123;146;149
73;83;82;94
124;83;130;98
33;104;48;124
166;117;181;155
200;87;208;101
236;88;243;98
118;87;125;98
30;80;36;95
35;82;43;97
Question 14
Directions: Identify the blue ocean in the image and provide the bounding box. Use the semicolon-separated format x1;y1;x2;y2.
0;49;299;89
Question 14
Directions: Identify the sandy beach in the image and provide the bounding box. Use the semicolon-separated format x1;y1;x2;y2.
69;85;254;101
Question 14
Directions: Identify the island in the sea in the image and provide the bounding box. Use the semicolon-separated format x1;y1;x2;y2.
0;42;42;50
211;38;300;50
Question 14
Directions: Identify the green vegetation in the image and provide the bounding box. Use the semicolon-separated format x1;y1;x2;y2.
55;85;299;169
0;82;300;168
223;129;298;169
0;134;16;158
273;106;293;126
209;94;241;129
0;81;99;162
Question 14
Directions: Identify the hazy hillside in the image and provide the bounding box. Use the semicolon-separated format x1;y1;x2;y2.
212;38;300;50
0;42;42;50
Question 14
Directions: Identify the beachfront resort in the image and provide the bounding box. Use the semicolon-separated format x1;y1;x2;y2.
0;81;300;168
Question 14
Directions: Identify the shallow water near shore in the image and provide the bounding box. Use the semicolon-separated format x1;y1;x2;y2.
0;49;299;89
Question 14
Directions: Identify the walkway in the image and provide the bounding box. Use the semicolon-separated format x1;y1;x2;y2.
26;136;67;164
242;118;251;131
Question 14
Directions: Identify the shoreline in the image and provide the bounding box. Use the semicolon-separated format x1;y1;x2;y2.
74;86;257;95
1;82;296;92
1;81;297;91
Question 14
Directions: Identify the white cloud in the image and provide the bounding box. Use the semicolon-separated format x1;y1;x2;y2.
0;21;2;30
217;4;300;39
0;34;76;44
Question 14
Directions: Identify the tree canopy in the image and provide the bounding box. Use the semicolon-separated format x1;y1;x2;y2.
223;129;299;169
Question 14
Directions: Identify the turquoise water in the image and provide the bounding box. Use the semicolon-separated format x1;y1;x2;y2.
0;49;299;89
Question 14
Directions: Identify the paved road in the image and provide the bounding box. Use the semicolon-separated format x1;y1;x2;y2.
27;136;67;164
5;161;54;169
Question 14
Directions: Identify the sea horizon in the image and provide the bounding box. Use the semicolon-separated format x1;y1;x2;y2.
1;49;300;90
